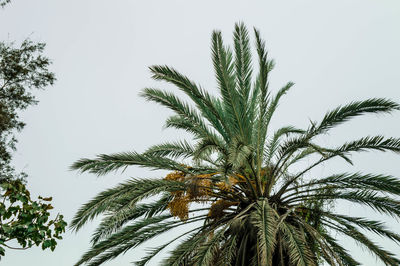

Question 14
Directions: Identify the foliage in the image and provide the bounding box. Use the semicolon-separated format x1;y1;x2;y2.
72;23;400;266
0;179;67;257
0;39;55;181
0;0;10;8
0;26;65;256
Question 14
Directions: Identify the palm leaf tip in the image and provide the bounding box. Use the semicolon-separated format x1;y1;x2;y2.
314;98;400;135
70;158;94;172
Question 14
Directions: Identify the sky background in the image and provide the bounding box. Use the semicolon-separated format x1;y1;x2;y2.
1;0;400;265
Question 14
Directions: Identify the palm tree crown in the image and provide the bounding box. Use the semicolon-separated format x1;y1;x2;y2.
71;23;400;266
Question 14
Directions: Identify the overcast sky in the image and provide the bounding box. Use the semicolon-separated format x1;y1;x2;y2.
1;1;400;265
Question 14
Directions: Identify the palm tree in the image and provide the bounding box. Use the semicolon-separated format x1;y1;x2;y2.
71;23;400;266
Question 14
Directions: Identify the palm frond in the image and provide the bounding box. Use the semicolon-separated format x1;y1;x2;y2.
295;172;400;197
150;65;229;140
321;232;361;266
280;222;316;266
162;230;212;266
134;226;203;266
164;115;226;151
264;82;294;130
323;212;400;244
298;220;340;265
90;193;172;244
194;227;228;266
250;200;278;265
265;126;305;165
143;140;195;159
309;98;400;137
77;215;207;266
70;178;185;232
253;27;274;181
323;220;400;265
212;30;244;140
71;152;191;175
234;22;252;103
288;190;400;218
215;235;237;266
276;136;400;198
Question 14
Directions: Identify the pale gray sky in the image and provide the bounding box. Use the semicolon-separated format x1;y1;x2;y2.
1;1;400;265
